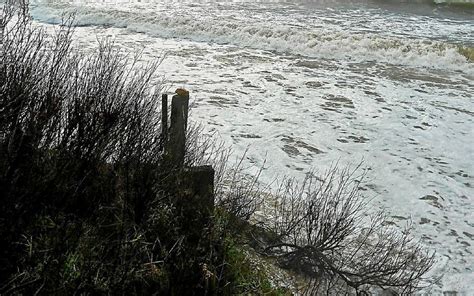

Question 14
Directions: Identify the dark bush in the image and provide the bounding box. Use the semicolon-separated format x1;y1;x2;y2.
0;5;287;295
0;5;226;294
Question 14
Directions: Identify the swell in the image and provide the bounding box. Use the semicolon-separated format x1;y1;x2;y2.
30;3;473;72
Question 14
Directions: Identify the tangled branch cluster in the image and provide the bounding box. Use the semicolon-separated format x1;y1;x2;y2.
255;165;435;295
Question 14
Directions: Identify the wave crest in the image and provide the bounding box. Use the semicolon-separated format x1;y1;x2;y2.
31;3;473;72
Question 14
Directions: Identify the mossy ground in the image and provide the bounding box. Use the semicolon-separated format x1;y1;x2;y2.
223;238;292;296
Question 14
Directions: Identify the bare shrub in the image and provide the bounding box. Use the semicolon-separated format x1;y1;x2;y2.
215;149;267;222
0;10;163;201
184;123;230;185
256;164;435;295
0;7;169;293
183;120;265;222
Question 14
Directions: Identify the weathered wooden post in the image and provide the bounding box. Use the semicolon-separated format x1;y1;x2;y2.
165;89;215;246
1;14;4;61
176;165;215;259
180;165;215;219
161;93;168;144
167;89;189;167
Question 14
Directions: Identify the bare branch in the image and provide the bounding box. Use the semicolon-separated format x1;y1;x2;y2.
255;164;434;294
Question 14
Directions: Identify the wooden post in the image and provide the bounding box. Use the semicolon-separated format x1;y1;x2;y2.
1;15;3;61
161;93;168;144
167;89;189;167
182;165;215;213
177;165;215;242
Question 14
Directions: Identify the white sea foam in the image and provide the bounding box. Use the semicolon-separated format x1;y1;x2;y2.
30;2;473;74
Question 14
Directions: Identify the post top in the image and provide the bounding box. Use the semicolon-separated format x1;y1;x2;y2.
175;88;189;97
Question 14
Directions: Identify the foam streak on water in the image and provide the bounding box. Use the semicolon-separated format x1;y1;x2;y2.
29;0;474;294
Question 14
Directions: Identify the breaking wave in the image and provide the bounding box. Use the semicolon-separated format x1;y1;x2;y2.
31;3;473;73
